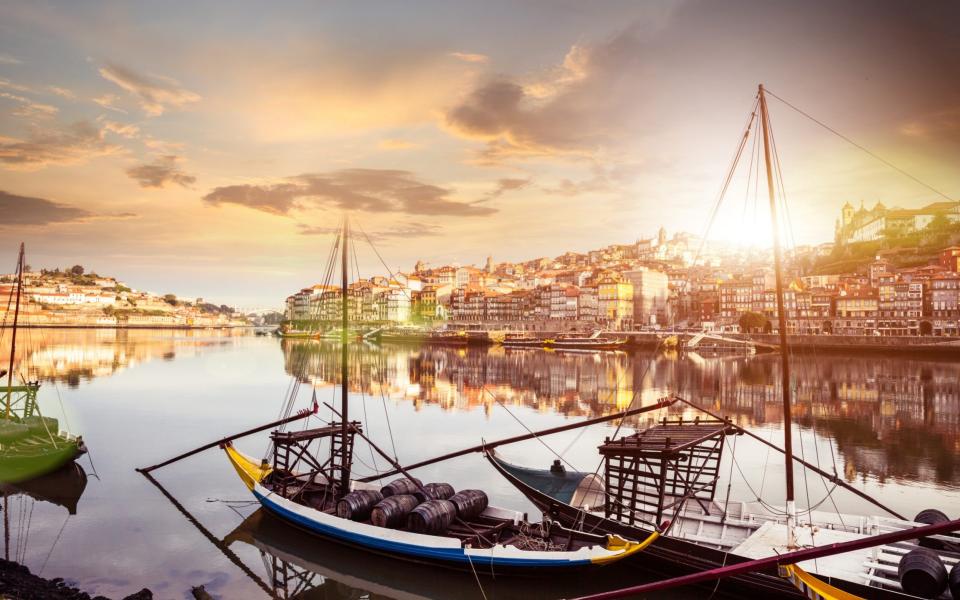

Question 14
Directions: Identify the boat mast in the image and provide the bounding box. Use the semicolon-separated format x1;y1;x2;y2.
339;217;350;496
5;243;25;419
758;84;797;546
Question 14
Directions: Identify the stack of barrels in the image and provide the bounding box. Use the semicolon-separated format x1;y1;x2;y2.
335;477;489;536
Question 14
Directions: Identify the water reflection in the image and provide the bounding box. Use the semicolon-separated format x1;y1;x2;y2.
282;341;960;486
223;508;670;600
1;328;248;387
3;331;957;599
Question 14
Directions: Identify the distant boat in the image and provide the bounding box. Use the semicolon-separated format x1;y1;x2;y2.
379;328;469;346
0;243;86;484
223;219;652;573
501;331;627;351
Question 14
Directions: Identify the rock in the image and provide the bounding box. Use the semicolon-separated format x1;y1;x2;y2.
191;585;214;600
0;558;154;600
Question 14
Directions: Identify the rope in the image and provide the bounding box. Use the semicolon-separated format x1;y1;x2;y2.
464;549;489;600
38;513;69;576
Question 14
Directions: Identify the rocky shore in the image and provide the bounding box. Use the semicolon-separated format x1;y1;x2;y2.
0;559;152;600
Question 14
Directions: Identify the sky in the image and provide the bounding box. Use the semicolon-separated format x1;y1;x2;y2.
1;0;958;308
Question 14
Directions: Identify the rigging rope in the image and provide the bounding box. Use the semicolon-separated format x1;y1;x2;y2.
765;89;955;203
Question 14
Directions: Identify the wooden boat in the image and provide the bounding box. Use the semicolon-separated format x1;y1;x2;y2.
0;244;86;484
500;334;547;348
489;86;960;599
379;328;469;346
222;219;651;574
501;331;627;351
548;333;627;351
225;508;659;600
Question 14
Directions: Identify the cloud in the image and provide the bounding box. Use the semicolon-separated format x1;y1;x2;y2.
0;54;21;65
478;177;532;202
100;119;140;138
0;91;58;119
0;190;91;225
203;169;497;217
47;86;76;100
93;93;126;113
125;155;196;188
378;139;420;150
0;78;31;93
298;221;441;239
450;52;489;64
98;64;200;116
444;28;653;162
899;105;960;146
0;121;122;169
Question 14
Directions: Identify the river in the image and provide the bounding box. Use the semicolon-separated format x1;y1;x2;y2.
2;329;959;598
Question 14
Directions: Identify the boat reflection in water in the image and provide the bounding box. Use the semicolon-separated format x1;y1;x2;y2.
224;508;658;600
1;461;87;515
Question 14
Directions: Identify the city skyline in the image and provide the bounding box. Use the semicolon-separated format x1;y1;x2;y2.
2;1;959;306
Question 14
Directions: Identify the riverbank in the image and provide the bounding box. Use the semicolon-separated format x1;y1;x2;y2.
0;559;152;600
381;327;960;355
14;324;249;330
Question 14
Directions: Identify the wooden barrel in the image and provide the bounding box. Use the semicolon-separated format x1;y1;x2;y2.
336;490;383;521
449;489;488;520
371;494;419;528
950;562;960;600
414;482;456;502
380;477;422;498
914;509;950;550
898;548;947;598
407;499;456;534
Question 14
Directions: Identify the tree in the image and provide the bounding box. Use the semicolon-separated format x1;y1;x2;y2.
739;311;768;333
925;213;952;233
163;294;178;306
70;265;84;275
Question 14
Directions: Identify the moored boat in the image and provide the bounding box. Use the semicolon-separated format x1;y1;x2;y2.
221;218;652;574
488;85;960;600
0;244;86;484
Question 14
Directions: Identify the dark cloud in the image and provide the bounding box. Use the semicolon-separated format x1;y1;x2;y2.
203;169;496;217
0;121;121;169
445;29;650;161
0;190;91;225
298;222;441;239
99;64;200;116
125;155;196;188
478;177;532;202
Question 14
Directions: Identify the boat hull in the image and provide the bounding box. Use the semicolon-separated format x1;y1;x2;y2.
486;453;912;599
0;435;85;484
225;445;642;574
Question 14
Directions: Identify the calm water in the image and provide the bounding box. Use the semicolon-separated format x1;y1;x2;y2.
3;329;960;599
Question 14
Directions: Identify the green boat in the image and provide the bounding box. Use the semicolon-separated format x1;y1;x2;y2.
0;243;85;484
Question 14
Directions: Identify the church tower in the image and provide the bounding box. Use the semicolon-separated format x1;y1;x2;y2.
841;202;854;228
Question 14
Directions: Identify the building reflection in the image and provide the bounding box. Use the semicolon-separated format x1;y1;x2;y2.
0;328;246;387
283;342;960;485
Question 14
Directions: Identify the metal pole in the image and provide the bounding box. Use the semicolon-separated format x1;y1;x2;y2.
340;217;350;496
136;407;316;474
6;243;24;419
357;396;678;482
759;84;796;545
